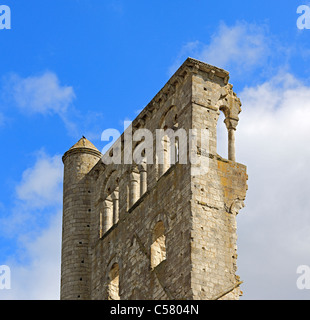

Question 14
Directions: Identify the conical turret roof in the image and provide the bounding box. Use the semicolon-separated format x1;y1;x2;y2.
69;136;100;152
62;136;102;162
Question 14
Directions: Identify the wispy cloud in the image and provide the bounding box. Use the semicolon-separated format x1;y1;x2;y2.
199;21;271;71
16;150;63;209
8;72;75;115
1;150;63;236
0;212;62;300
3;71;79;135
0;150;63;299
2;71;108;138
169;21;282;79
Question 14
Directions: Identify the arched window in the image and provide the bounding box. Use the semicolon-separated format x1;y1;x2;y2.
100;187;119;238
157;106;180;178
108;263;120;300
217;109;228;158
151;221;166;269
100;172;120;237
217;105;237;161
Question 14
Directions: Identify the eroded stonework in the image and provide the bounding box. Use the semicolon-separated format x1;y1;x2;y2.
60;58;248;300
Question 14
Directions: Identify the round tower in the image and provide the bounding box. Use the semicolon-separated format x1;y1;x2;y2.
61;136;102;300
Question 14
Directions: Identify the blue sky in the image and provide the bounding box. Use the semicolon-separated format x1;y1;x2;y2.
1;0;310;299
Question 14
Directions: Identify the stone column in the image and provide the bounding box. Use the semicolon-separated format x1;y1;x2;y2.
112;188;119;225
224;117;238;162
103;199;113;233
129;172;139;207
228;128;236;162
139;161;147;196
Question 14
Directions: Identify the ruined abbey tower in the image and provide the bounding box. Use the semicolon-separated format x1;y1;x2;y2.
60;58;248;300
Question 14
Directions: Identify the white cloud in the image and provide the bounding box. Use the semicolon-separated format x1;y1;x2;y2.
16;151;63;208
9;72;75;116
231;72;310;299
0;212;62;300
3;71;79;136
1;154;58;233
1;70;107;138
0;151;63;300
0;151;63;238
199;21;271;71
169;21;274;77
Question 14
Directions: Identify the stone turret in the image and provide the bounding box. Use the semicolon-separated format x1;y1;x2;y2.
61;137;102;300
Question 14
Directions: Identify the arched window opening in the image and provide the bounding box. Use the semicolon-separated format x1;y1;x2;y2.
151;221;166;269
217;109;228;159
157;106;179;178
100;173;120;237
108;263;120;300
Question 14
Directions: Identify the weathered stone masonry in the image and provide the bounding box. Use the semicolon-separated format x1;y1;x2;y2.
60;58;248;300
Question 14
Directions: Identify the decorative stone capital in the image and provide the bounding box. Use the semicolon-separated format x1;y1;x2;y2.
229;198;245;215
224;117;239;131
111;188;119;201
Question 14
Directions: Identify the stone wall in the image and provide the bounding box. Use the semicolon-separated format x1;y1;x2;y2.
60;58;248;300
